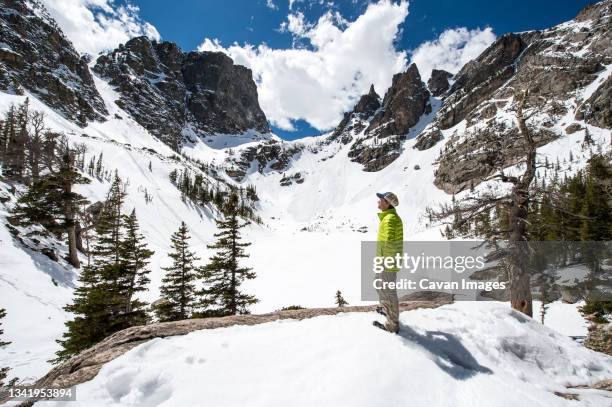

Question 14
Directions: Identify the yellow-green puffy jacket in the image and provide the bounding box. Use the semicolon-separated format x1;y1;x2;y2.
376;208;403;272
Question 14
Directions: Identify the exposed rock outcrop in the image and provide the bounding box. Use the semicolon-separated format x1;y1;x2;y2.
413;126;443;151
280;172;304;186
434;124;558;194
365;63;431;138
347;135;402;172
0;0;107;124
576;75;611;128
346;64;431;171
224;140;303;181
584;322;612;356
436;33;526;130
427;69;453;97
328;84;380;145
93;36;269;146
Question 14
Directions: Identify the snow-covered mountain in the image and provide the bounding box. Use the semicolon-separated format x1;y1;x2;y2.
0;0;610;396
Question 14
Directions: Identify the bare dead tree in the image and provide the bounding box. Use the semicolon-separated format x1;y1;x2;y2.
427;90;538;316
26;110;46;182
56;137;90;269
42;131;61;173
505;91;536;316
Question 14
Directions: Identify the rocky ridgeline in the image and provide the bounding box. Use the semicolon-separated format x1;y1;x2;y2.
328;84;380;145
335;63;431;171
325;1;611;187
94;36;270;147
0;0;107;124
428;0;612;193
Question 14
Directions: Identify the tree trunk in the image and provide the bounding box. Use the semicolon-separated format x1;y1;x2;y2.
63;152;80;269
75;221;85;253
507;91;536;317
67;225;80;269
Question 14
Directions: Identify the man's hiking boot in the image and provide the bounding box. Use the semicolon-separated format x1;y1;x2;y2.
372;320;387;331
372;320;400;334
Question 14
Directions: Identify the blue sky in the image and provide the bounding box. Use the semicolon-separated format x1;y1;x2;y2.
124;0;594;139
133;0;591;52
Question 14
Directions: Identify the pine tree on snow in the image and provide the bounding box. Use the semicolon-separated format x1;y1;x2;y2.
0;307;14;387
200;192;257;316
11;139;90;268
155;222;200;322
56;175;153;361
118;209;154;323
55;176;126;361
335;290;348;307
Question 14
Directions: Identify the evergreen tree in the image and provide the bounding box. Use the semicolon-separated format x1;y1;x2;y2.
155;222;199;321
0;307;13;387
11;141;90;267
12;176;61;232
579;156;611;273
55;174;139;361
4;100;28;180
582;128;593;147
55;262;109;361
95;174;126;266
0;105;15;163
335;290;348;307
200;193;257;316
56;147;91;268
118;209;154;325
579;155;611;242
580;299;612;324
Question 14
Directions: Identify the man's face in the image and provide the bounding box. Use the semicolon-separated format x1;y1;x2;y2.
378;197;389;211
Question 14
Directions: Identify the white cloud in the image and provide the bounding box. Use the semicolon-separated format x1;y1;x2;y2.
266;0;278;10
38;0;161;56
410;27;496;81
200;0;409;131
288;0;302;10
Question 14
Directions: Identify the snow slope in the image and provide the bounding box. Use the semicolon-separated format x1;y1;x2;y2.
0;8;611;385
41;302;612;407
1;63;610;382
0;196;73;382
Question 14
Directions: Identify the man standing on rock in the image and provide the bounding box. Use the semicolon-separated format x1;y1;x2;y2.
374;192;403;333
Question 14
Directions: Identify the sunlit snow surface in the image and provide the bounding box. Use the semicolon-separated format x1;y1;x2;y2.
0;14;611;386
38;302;612;407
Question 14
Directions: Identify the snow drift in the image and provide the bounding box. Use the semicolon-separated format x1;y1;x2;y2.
38;302;612;407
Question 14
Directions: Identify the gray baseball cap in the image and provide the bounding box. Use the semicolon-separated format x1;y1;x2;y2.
376;192;399;207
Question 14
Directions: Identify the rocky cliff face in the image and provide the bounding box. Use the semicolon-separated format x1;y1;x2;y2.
224;139;303;181
328;84;380;145
429;0;611;193
0;0;107;124
341;64;431;171
327;1;610;183
577;75;611;128
437;33;527;131
427;69;453;97
365;63;431;138
93;36;270;147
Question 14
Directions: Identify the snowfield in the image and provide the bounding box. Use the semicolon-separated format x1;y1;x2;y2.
0;6;611;390
41;302;612;407
0;69;610;383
